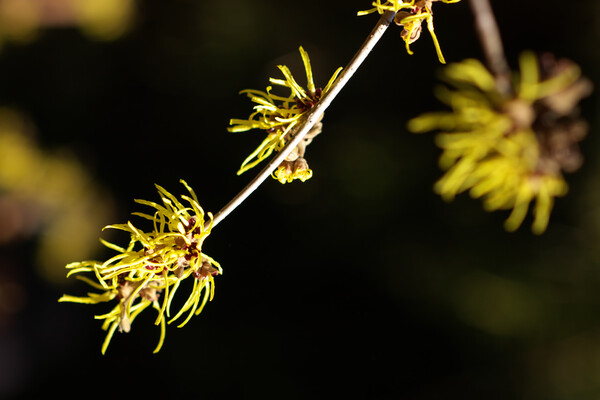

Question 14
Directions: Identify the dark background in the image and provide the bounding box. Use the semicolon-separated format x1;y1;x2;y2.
1;0;599;398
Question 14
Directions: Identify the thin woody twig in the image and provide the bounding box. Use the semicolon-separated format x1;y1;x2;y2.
468;0;512;95
211;11;397;227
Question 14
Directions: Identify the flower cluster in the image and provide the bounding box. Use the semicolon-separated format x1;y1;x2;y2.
358;0;461;63
409;53;592;234
228;46;342;183
59;180;221;353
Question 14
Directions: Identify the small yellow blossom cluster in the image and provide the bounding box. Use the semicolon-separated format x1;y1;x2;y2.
358;0;461;63
229;46;342;183
409;53;592;234
59;180;221;354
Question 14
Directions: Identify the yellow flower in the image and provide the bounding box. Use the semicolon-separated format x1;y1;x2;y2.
272;158;313;184
59;180;221;354
358;0;461;64
229;46;342;182
409;53;592;234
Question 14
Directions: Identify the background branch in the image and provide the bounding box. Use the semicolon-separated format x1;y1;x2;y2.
468;0;512;95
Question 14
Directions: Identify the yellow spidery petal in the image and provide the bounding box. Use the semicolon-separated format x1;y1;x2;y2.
299;46;316;94
425;14;445;64
153;302;167;354
101;320;120;355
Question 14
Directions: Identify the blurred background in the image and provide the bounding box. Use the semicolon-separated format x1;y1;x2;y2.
0;0;598;398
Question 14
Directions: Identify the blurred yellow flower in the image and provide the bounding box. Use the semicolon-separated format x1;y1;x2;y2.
229;46;342;183
0;0;135;49
409;53;592;234
71;0;136;40
0;109;114;283
59;180;221;354
358;0;461;63
0;0;40;42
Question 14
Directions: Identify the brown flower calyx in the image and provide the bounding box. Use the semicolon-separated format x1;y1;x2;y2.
533;54;593;175
279;114;324;167
174;216;207;254
500;53;592;176
394;0;439;44
272;110;322;182
503;99;536;133
537;53;594;116
193;257;219;280
116;278;163;333
296;87;323;111
139;284;161;302
116;277;162;303
292;157;310;173
395;11;422;44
